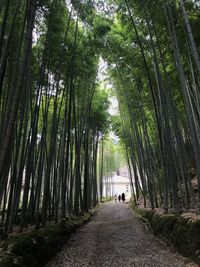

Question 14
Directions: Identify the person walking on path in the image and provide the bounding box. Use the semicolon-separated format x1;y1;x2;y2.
114;194;117;203
118;194;121;202
122;193;125;203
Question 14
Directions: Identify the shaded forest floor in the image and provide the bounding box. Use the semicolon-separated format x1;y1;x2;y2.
45;202;197;267
137;203;200;222
0;213;94;267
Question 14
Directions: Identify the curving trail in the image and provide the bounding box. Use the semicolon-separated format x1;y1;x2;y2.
45;202;197;267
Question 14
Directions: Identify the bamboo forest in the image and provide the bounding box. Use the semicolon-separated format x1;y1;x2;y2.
0;0;200;266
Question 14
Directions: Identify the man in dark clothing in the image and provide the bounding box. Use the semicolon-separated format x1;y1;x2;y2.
122;193;125;203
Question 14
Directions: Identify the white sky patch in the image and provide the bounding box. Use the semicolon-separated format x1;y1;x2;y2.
97;57;120;142
97;56;108;82
109;96;119;116
97;57;115;90
108;96;120;142
33;28;38;44
109;131;119;143
97;57;119;116
93;0;117;18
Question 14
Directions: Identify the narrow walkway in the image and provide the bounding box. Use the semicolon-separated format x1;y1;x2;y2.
46;202;196;267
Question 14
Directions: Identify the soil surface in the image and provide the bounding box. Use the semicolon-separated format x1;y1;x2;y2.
45;202;197;267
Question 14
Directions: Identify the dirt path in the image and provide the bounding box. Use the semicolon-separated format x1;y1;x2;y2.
45;202;197;267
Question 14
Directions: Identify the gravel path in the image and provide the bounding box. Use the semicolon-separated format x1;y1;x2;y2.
45;202;197;267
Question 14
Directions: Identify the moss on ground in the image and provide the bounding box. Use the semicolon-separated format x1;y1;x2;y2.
134;206;200;264
0;212;94;267
101;197;113;203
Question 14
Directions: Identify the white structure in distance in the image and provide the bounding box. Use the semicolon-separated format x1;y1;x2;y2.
103;167;132;200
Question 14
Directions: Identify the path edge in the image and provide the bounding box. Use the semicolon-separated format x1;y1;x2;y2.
0;210;96;267
131;204;200;265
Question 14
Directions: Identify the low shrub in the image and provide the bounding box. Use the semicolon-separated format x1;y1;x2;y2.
0;213;93;267
134;207;200;264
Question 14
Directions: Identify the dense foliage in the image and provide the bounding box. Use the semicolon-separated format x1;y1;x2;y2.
0;0;200;236
0;0;110;234
104;0;200;213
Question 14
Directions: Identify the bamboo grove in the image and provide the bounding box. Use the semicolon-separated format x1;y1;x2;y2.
0;0;200;235
106;0;200;213
0;0;110;234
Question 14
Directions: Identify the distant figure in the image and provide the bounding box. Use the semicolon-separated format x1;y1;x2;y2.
118;194;121;202
114;194;117;203
122;193;125;203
